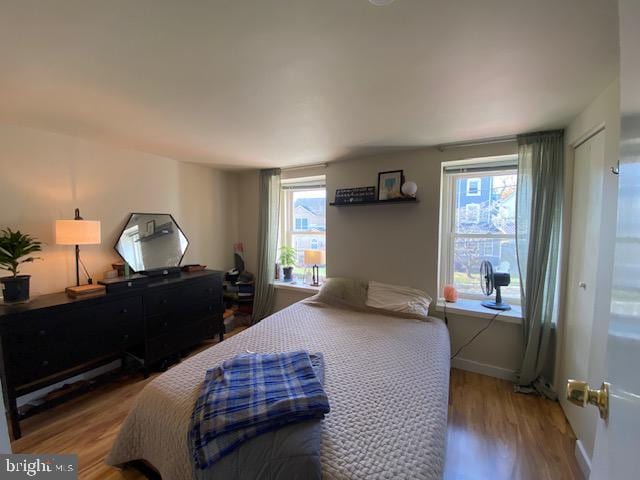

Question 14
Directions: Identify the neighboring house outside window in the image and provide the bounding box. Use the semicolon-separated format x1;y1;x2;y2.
439;157;520;302
466;177;482;196
279;175;326;282
464;203;481;223
295;217;309;231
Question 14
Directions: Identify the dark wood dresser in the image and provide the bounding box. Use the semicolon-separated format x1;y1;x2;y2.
0;269;223;439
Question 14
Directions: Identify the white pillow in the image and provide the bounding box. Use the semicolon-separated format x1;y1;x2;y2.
365;281;432;318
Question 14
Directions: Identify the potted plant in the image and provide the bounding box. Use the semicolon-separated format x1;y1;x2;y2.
279;246;297;283
0;228;42;302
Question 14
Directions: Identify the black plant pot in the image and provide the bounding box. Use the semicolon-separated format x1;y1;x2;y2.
1;275;31;303
282;266;294;282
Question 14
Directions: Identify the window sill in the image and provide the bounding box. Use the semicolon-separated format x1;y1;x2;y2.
434;298;523;324
273;281;321;294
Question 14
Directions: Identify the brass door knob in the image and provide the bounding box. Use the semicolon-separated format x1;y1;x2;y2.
567;379;610;420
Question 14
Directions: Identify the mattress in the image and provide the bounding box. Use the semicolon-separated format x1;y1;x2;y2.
107;297;450;480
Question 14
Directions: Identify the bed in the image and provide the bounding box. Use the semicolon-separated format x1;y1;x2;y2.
107;293;450;479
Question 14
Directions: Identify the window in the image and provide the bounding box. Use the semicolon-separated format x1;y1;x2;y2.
464;203;480;223
295;218;309;231
439;157;520;302
279;175;326;282
466;177;481;196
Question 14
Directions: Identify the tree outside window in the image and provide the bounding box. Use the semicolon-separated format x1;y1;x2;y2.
444;169;520;301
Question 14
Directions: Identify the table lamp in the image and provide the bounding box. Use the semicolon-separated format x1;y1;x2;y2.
303;249;325;286
56;208;101;287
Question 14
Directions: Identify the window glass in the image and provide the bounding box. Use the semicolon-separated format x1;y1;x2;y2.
279;185;326;282
466;177;481;196
443;168;520;301
452;238;520;299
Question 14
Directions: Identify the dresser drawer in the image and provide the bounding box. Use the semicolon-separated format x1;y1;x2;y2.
74;296;143;358
5;321;76;386
187;277;222;304
144;277;221;316
145;302;214;335
145;314;174;337
145;334;178;363
145;318;216;364
144;288;183;316
145;330;197;363
4;297;143;386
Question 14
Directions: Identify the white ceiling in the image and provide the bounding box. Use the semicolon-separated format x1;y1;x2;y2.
0;0;619;169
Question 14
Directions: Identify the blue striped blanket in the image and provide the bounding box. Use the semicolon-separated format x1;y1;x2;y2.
189;350;330;471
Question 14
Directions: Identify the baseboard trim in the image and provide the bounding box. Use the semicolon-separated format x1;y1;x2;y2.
451;357;517;381
575;439;591;479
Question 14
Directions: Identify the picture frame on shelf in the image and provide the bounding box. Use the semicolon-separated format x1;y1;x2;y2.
377;170;404;200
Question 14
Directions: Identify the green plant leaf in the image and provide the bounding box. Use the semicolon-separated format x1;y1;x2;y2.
0;227;43;276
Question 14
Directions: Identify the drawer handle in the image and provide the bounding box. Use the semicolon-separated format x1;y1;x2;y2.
41;360;49;367
39;329;47;336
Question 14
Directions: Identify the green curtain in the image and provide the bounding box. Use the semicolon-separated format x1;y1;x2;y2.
252;168;281;322
515;130;564;398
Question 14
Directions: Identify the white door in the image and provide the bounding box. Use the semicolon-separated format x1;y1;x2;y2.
561;130;614;462
589;121;640;480
589;0;640;477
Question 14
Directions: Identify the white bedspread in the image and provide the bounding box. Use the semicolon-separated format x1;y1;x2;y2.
107;297;450;479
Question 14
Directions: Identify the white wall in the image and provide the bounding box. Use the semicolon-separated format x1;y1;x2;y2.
0;124;240;408
235;170;317;313
272;288;315;314
0;124;238;296
326;146;516;292
236;143;525;375
325;143;524;375
558;79;620;466
236;170;260;275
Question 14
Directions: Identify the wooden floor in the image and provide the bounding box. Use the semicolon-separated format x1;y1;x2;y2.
12;335;582;480
446;369;582;480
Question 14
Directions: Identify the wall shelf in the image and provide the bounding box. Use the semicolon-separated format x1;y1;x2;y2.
329;197;418;207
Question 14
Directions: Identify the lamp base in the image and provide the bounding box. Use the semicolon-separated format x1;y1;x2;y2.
65;284;106;299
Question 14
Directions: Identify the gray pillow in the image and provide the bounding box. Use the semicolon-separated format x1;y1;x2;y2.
316;277;368;306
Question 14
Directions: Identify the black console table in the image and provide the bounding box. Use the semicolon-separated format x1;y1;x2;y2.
0;269;223;439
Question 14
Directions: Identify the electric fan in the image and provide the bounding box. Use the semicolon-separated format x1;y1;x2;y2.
479;260;511;311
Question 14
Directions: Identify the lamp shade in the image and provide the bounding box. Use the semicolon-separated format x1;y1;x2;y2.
303;249;325;265
55;220;101;245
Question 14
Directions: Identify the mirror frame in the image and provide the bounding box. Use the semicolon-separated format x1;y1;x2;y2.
113;212;190;272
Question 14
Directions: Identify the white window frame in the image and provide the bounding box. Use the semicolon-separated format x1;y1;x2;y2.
438;156;520;304
466;177;482;196
278;175;326;281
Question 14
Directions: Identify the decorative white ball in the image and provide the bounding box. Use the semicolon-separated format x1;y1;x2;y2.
401;181;418;197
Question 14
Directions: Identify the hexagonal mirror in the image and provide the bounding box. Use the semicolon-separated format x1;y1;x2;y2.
115;213;189;273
